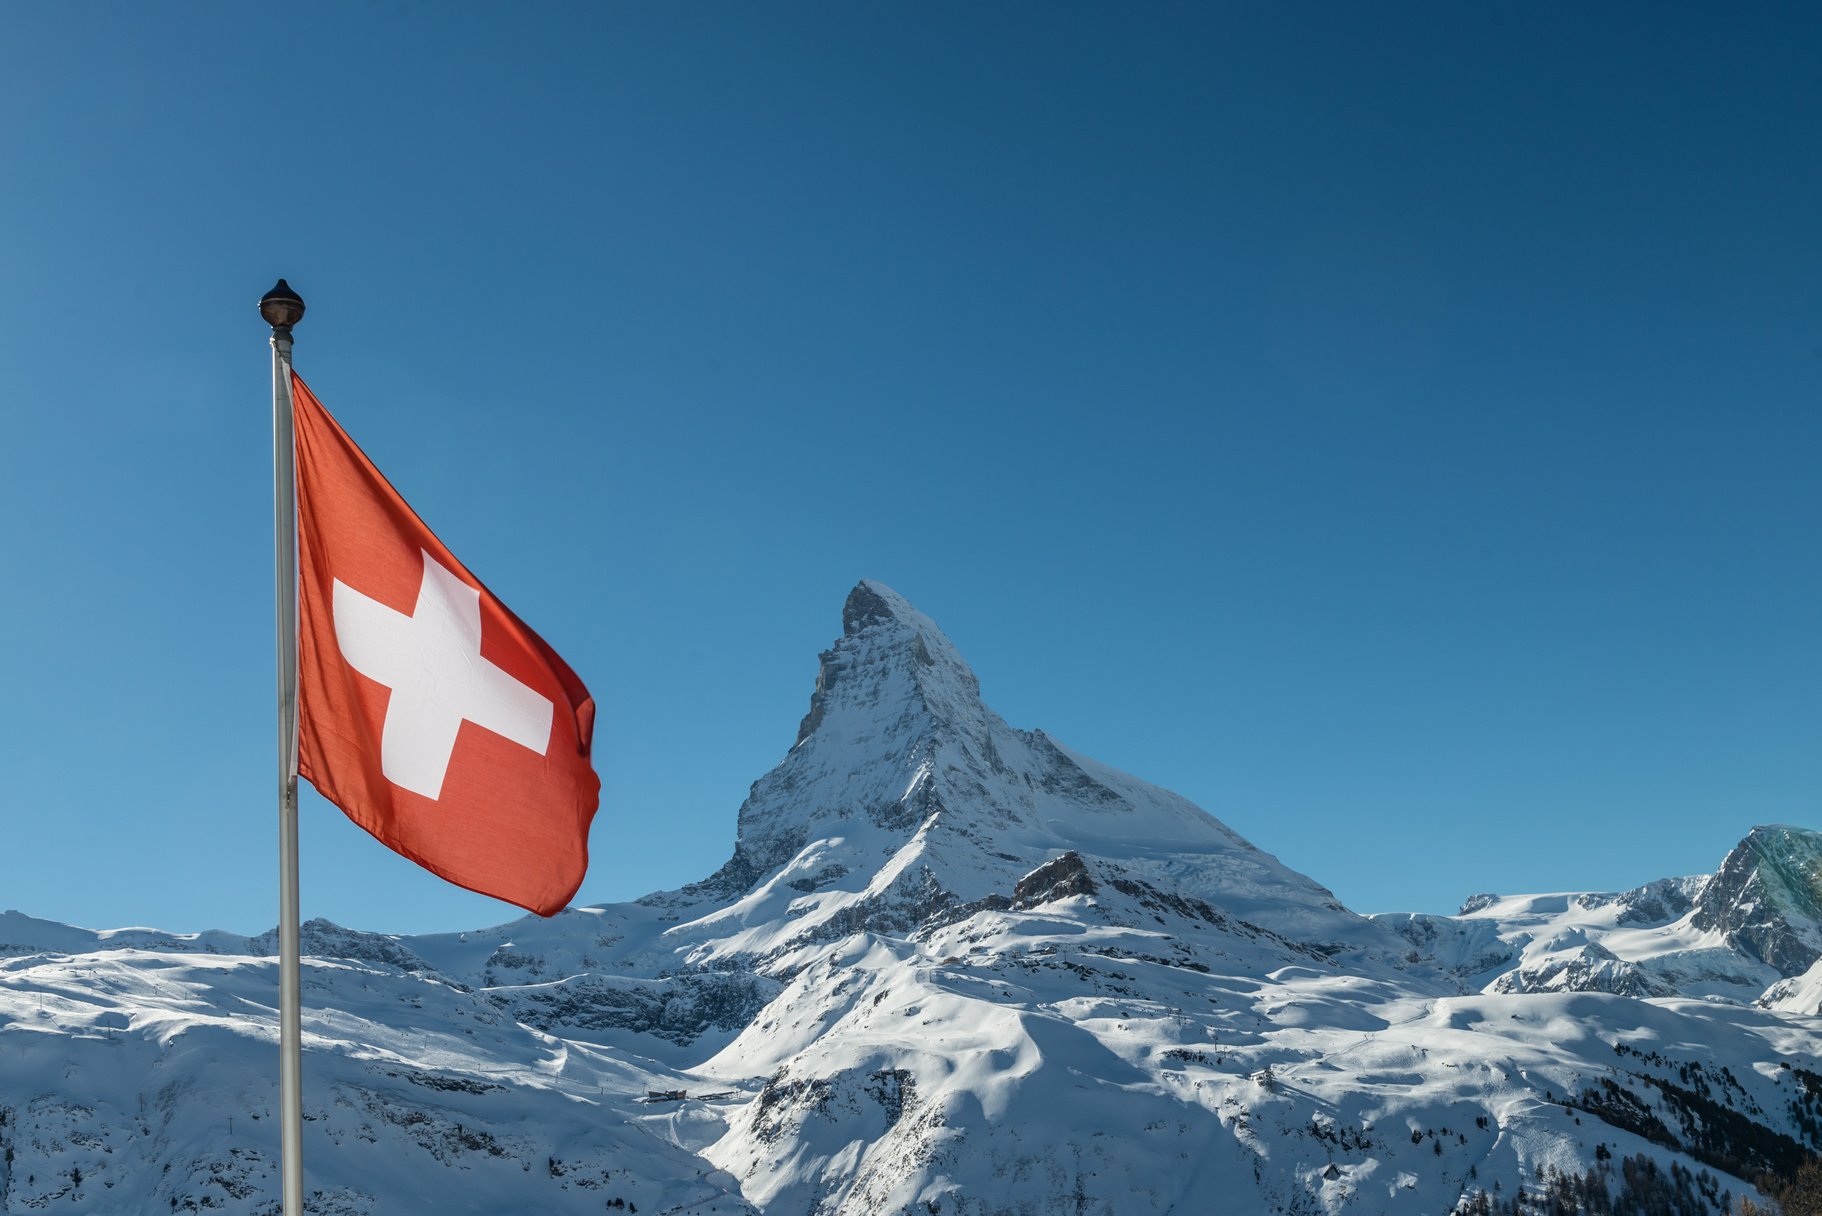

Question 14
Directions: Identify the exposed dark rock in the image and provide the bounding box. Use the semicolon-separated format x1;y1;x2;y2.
842;581;900;635
1028;732;1125;808
1690;826;1822;976
489;970;782;1046
1012;853;1097;909
787;865;851;894
864;1069;915;1129
1614;875;1705;927
795;646;843;745
247;919;432;974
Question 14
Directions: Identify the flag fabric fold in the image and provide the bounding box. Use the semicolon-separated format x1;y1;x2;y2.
291;373;598;917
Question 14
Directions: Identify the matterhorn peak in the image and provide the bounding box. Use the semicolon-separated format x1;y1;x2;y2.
839;579;918;635
680;580;1403;967
795;580;984;747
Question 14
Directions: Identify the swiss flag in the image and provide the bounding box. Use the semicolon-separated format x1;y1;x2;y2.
292;374;599;917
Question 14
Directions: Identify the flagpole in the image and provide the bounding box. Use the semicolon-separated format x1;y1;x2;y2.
260;278;307;1216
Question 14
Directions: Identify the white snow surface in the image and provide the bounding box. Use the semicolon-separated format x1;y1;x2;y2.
1762;958;1822;1016
4;581;1821;1215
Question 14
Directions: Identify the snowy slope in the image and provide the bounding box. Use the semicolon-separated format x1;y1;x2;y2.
5;581;1821;1215
0;936;755;1214
1762;958;1822;1016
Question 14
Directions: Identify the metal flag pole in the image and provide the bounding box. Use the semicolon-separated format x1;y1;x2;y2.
260;277;307;1216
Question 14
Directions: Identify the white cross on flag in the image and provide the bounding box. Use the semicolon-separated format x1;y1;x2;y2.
292;375;599;916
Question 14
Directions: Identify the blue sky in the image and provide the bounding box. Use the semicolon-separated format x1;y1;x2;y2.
2;3;1817;935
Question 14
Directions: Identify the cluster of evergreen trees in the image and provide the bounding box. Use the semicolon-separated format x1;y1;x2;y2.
1455;1154;1725;1214
1451;1154;1822;1215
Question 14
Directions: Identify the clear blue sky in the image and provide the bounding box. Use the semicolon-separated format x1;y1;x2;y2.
2;3;1816;935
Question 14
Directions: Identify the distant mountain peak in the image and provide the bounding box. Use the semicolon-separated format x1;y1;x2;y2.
1692;823;1822;974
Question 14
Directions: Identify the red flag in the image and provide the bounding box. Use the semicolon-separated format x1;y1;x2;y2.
292;374;599;917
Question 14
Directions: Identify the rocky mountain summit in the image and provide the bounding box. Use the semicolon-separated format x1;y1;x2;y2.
3;581;1821;1215
662;580;1394;956
1692;824;1822;975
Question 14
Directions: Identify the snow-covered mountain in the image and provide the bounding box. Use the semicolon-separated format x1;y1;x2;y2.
1375;825;1822;1004
4;581;1820;1214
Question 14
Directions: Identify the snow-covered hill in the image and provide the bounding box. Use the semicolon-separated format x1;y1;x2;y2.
0;927;755;1214
4;581;1820;1214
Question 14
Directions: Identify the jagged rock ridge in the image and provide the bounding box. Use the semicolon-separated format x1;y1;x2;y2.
1692;824;1822;974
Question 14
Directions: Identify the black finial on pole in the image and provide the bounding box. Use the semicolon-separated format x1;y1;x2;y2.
260;279;306;332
